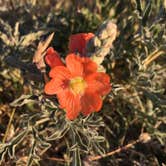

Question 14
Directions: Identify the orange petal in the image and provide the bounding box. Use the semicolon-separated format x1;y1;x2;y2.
44;77;69;95
80;92;102;116
85;72;111;96
44;78;59;95
45;47;64;68
49;66;71;78
45;66;71;95
68;33;94;55
66;54;83;77
57;91;81;120
81;57;97;75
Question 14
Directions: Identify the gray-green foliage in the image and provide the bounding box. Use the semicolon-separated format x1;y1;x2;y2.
0;0;165;165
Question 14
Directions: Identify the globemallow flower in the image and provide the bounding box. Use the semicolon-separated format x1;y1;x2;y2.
44;54;111;120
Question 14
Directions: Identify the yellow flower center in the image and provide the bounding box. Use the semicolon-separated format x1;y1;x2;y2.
69;77;87;95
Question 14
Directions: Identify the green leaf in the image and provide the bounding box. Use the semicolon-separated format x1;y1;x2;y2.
142;0;152;26
0;144;8;162
135;0;143;16
10;95;36;107
72;147;82;166
20;30;47;47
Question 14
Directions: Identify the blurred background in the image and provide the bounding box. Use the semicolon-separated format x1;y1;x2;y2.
0;0;166;165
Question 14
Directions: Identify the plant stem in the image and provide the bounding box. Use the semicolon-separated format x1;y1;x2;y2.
2;108;16;143
143;49;165;69
88;139;140;161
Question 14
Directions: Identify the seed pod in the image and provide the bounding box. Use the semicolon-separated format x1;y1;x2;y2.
93;36;101;47
164;0;166;9
86;21;117;65
98;29;108;40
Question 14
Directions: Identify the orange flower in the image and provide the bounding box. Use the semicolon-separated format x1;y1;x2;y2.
69;33;94;55
45;47;64;68
45;54;111;120
45;33;94;68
